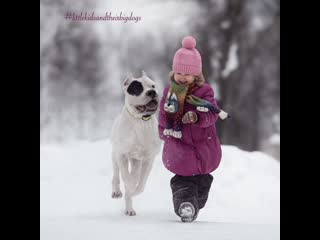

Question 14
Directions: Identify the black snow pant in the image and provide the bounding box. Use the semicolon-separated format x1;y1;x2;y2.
170;174;214;217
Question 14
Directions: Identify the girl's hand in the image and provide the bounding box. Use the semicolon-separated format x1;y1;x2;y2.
182;111;198;124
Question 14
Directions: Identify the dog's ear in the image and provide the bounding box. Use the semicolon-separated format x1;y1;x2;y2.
123;73;133;91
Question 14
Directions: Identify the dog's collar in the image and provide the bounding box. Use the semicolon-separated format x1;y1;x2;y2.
142;115;152;121
126;107;152;121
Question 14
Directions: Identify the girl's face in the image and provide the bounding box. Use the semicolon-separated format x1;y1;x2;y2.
174;73;195;85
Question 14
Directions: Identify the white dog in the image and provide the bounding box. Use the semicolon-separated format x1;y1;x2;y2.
110;71;161;216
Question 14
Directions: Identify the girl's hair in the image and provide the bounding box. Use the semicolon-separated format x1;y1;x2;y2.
168;71;205;86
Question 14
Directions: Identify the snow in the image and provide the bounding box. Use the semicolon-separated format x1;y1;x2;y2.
269;134;280;145
41;140;279;240
221;43;239;78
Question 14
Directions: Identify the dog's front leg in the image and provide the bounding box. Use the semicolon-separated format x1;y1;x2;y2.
117;157;136;216
124;195;136;216
111;152;122;199
132;160;154;196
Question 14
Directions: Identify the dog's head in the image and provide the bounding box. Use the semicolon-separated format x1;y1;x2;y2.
123;71;159;117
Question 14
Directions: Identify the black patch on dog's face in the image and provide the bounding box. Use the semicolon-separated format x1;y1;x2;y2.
127;81;144;96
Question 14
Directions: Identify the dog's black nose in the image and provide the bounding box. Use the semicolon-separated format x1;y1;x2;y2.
146;90;157;98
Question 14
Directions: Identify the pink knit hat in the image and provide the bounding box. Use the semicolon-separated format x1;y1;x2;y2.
172;36;202;76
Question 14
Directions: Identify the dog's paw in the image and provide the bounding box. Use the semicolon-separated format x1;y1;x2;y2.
111;190;123;199
172;131;182;139
125;209;136;216
196;106;209;112
163;128;173;136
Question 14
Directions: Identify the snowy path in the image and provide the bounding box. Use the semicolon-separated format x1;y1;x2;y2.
40;140;280;240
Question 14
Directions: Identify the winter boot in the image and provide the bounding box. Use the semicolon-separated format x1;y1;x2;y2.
170;175;199;222
197;174;213;209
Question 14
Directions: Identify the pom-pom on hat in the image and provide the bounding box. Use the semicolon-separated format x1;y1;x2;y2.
172;36;202;76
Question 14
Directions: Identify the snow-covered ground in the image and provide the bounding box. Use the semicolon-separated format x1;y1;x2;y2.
40;139;280;240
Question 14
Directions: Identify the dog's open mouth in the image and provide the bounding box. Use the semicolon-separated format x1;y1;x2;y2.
136;99;159;113
146;99;158;111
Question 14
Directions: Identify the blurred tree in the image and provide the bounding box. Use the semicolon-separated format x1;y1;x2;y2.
41;0;105;141
194;0;279;153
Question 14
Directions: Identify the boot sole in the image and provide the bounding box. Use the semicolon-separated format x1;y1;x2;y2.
178;202;196;222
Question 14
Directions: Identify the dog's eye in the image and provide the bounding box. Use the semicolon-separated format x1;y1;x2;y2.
127;81;144;96
152;85;155;88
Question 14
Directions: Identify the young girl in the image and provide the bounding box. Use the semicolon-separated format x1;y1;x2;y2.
158;36;228;222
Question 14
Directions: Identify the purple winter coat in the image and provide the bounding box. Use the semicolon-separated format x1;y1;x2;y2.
158;83;222;176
